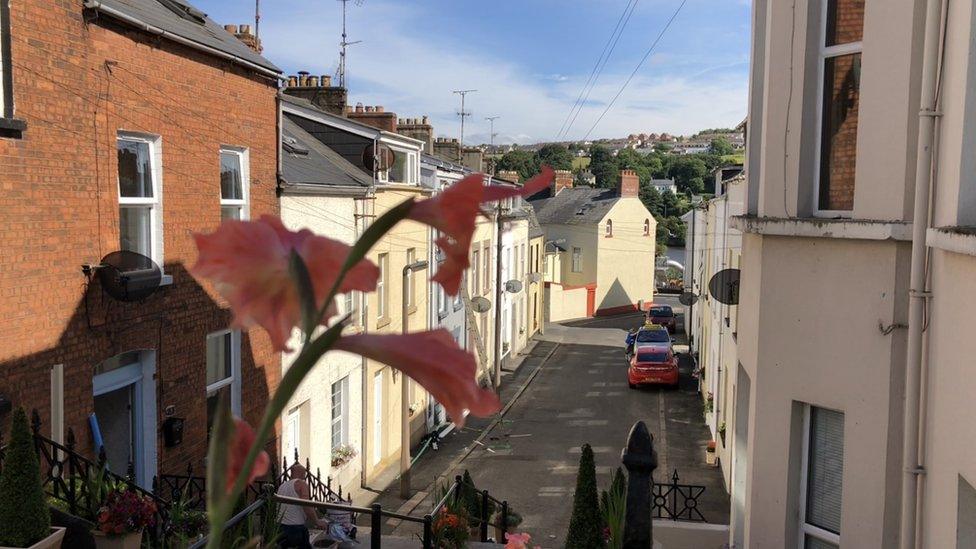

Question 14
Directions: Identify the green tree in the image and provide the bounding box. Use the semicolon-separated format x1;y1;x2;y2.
708;137;734;156
589;144;618;189
534;144;574;171
653;141;673;153
669;156;709;194
495;149;539;181
566;444;603;548
0;408;51;547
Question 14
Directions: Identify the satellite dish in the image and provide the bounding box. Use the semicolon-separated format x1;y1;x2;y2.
708;269;740;305
363;143;395;172
97;251;162;302
679;292;699;306
504;280;523;294
470;296;492;313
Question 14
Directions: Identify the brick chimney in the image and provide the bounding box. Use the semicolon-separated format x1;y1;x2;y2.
346;104;398;132
553;169;574;195
397;116;433;153
619;169;639;198
433;138;461;163
225;23;262;53
497;170;520;184
283;71;347;116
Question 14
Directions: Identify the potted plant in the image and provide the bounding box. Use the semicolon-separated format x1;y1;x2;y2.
493;508;522;543
705;440;717;465
718;422;727;446
92;489;156;549
0;408;66;549
330;445;358;468
704;392;714;414
431;510;469;549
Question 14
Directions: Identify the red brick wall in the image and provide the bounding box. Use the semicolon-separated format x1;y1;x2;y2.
0;1;280;475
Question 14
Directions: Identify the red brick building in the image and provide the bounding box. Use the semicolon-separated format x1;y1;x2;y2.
0;0;281;485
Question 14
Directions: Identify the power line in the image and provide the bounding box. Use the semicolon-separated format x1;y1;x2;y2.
582;0;689;142
556;0;640;140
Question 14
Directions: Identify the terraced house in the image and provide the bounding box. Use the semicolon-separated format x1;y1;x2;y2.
0;0;281;484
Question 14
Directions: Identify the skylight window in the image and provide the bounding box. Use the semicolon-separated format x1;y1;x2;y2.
157;0;207;25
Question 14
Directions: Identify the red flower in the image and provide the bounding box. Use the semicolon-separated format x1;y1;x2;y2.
335;329;500;426
192;215;379;351
226;418;271;494
407;167;553;295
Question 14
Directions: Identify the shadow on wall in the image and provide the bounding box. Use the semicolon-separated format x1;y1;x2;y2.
0;262;277;477
598;277;638;313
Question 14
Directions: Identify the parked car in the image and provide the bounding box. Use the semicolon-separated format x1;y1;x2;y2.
633;324;673;349
646;304;677;333
628;344;679;388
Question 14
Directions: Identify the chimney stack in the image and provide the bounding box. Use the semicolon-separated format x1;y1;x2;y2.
497;170;520;183
283;70;348;116
433;138;462;163
461;147;484;172
553;169;574;194
618;169;639;198
347;104;398;132
229;23;262;53
397;116;434;153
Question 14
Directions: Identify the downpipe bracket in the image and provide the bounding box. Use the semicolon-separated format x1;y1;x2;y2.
919;109;943;118
906;466;927;476
909;289;933;299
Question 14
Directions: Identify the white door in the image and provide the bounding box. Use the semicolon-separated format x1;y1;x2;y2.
284;408;301;465
372;371;383;466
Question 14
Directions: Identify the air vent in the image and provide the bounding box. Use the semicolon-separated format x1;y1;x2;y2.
282;136;309;156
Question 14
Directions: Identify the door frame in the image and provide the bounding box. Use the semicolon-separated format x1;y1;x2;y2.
92;350;157;488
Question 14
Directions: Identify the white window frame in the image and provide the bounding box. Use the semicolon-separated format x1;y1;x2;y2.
219;147;249;221
572;247;583;273
437;260;449;316
406;248;416;308
377;253;388;319
117;132;164;264
798;405;843;548
331;376;349;450
812;0;862;218
471;249;480;297
388;145;419;185
205;329;242;418
0;0;13;120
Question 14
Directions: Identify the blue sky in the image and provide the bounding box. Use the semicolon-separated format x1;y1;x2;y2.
196;0;751;144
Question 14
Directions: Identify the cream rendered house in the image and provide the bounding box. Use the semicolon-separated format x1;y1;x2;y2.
728;0;976;546
530;169;655;320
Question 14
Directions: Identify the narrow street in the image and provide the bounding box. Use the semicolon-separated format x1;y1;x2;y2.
380;295;729;547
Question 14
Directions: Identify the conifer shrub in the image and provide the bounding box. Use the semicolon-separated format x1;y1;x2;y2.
0;408;52;547
565;443;603;548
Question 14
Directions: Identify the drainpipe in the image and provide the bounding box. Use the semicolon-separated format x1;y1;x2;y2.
900;0;946;546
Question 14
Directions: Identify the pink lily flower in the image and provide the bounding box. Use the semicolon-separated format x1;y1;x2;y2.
335;329;500;425
504;532;535;549
407;167;554;295
191;215;379;351
226;418;270;494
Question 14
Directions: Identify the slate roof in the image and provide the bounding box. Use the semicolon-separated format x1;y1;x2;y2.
528;187;620;225
85;0;280;74
281;117;372;189
527;208;544;238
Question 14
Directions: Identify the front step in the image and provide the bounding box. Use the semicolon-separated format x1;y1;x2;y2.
350;527;499;548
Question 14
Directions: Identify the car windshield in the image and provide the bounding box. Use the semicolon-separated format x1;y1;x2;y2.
637;352;669;363
636;329;670;343
649;307;673;317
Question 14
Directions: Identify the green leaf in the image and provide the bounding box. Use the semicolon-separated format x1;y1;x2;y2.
206;391;233;512
207;319;347;549
316;197;416;320
288;250;318;341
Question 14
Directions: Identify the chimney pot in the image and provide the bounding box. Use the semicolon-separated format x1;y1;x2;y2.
224;24;238;34
355;103;364;113
307;75;319;87
298;71;309;86
364;105;374;113
375;106;384;113
239;24;251;35
287;75;298;87
321;75;331;87
422;115;429;124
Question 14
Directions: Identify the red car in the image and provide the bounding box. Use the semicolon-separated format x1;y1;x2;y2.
628;345;679;388
646;304;677;333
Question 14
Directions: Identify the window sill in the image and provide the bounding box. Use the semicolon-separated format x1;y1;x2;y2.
437;310;449;321
453;301;464;312
927;227;976;257
406;305;418;316
376;318;391;330
730;215;912;241
160;274;174;286
0;117;26;138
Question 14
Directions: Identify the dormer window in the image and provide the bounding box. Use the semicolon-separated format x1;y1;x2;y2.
605;219;613;238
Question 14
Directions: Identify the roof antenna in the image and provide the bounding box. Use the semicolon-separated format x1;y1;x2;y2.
254;0;260;42
337;0;364;88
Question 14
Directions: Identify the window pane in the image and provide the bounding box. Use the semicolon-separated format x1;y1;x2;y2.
206;333;233;386
806;407;845;534
819;53;861;211
117;140;153;198
390;151;406;182
207;385;231;437
825;0;864;47
804;535;839;549
221;206;241;221
119;206;152;257
220;151;243;200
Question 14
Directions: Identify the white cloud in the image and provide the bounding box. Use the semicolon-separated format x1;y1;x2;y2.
259;0;747;144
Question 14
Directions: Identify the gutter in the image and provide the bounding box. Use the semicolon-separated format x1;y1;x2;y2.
278;181;370;197
83;0;281;79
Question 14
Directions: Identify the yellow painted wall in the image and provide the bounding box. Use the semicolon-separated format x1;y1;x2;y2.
546;283;589;322
527;235;545;337
595;198;656;312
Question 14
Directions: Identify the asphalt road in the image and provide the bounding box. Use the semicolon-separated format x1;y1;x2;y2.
458;295;729;547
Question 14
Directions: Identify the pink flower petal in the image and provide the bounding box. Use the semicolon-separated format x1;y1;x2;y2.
191;216;378;351
226;419;270;494
334;330;500;426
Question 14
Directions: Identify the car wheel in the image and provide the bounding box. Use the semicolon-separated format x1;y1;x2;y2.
629;383;637;389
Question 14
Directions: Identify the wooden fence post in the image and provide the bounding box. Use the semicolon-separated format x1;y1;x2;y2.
621;421;657;548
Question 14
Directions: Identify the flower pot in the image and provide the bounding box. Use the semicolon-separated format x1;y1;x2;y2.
92;530;142;549
0;527;66;549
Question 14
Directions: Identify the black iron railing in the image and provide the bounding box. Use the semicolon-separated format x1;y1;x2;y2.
651;469;707;522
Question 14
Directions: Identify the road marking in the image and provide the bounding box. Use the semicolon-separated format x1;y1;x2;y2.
658;390;669;477
566;419;609;427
